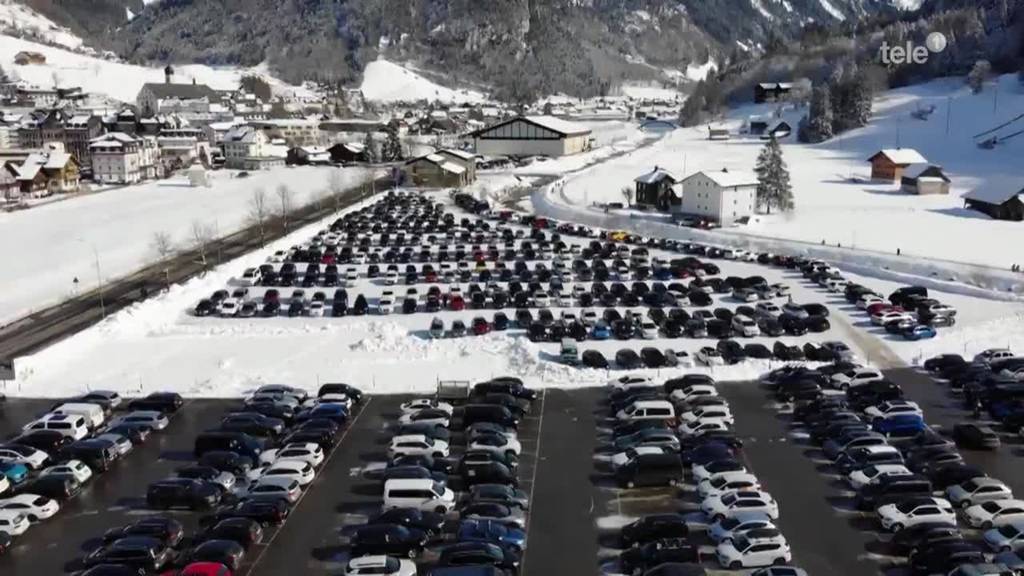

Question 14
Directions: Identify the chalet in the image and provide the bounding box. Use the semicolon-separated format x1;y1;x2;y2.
633;167;680;211
900;164;951;195
754;82;793;104
762;121;792;140
286;146;331;166
708;128;730;141
328;142;368;164
0;168;18;201
679;169;758;227
436;149;477;182
403;153;469;188
221;125;284;170
470;116;592;158
867;148;928;181
8;149;79;196
963;182;1024;221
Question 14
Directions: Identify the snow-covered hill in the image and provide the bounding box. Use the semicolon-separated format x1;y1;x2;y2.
0;0;82;49
0;34;316;103
358;59;487;104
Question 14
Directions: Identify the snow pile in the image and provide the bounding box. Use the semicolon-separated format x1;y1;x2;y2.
0;166;379;326
359;59;487;104
0;1;82;49
0;34;314;103
618;83;681;101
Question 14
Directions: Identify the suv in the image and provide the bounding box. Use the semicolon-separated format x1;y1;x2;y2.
146;479;222;510
83;536;174;572
615;452;683;489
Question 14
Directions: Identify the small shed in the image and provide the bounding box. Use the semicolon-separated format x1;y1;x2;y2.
708;128;730;141
634;167;680;211
900;164;951;195
761;120;792;140
867;148;928;181
328;142;368;164
404;153;469;188
747;117;769;136
963;182;1024;221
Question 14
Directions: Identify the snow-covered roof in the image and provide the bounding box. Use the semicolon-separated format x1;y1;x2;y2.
635;168;678;184
91;132;138;145
473;115;591;137
224;125;262;143
412;153;466;174
438;148;475;162
685;169;758;188
869;148;928;165
902;163;949;181
963;180;1024;205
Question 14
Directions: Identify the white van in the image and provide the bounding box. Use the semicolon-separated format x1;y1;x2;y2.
616;400;676;424
50;403;106;429
22;413;90;440
382;478;455;514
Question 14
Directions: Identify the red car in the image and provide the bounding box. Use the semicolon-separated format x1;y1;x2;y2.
866;302;901;316
263;289;280;304
450;295;465;311
471;317;491;335
161;562;232;576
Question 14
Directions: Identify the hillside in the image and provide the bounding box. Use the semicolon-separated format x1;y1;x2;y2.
17;0;925;101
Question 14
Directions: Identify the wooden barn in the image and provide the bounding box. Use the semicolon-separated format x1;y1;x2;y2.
963;182;1024;221
900;164;951;195
633;167;680;211
867;148;928;181
754;82;792;103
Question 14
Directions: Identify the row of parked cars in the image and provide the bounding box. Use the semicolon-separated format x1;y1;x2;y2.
343;377;538;575
600;373;807;574
765;361;1024;575
925;349;1024;437
70;383;362;576
0;392;185;553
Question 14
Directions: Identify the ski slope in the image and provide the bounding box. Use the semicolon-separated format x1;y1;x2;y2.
359;59;488;104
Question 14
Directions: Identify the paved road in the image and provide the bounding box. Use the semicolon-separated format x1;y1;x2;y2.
0;177;386;364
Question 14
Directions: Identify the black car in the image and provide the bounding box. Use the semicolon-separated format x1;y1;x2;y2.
772;341;804;361
198;517;264;549
198;451;254;476
620;514;689;547
582;350;609;369
743;343;772;359
437;541;520;572
803;303;830;317
350;523;428;558
103;517;185;547
640;347;667;368
22;475;81;500
466;484;530;510
200;499;290;527
909;542;984;576
889;523;963;555
369;508;446;538
181;539;246;571
316;383;364;403
461;461;517;487
804;315;831;333
390;454;454;474
147;479;222;510
59;439;119;472
952;423;1001;450
12;430;72;454
616;349;642;369
716;340;746;365
394;422;452;442
128;392;184;414
83;537;174;572
778;314;808;336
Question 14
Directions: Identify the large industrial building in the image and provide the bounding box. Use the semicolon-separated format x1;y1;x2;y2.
470;116;592;158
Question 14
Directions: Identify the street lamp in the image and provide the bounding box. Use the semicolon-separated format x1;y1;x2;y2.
76;238;105;318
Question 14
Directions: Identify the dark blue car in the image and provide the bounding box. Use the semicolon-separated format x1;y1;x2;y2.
591;322;611;340
457;518;526;552
872;414;927;438
295;403;348;425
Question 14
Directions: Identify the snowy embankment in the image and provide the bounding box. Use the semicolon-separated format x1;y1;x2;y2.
535;74;1024;292
0;166;377;326
0;34;315;103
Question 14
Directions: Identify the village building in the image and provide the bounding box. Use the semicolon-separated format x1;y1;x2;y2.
679;168;758;227
963;182;1024;221
633;167;680;212
403;153;469;188
320;119;387;135
0;168;19;201
435;149;477;183
250;118;322;147
867;148;928;181
221;125;284;170
156;127;205;167
136;66;220;116
285;146;331;165
17;110;103;168
762;120;792;140
327;142;368;164
6;146;80;196
900;164;951;195
754;82;793;103
89;133;159;184
470;115;592;158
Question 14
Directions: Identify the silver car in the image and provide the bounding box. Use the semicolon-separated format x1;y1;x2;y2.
109;411;169;431
243;476;301;504
95;433;133;457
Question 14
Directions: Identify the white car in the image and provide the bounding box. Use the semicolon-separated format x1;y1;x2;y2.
707;513;775;543
826;278;848;292
769;283;789;297
678;419;730;437
22;413;90;440
755;302;782;318
983;521;1024;553
388;435;450;459
397;410;450;428
611;446;674;468
639;322;658;340
680;407;735;426
965;499;1024;529
308;301;326;317
696;347;725;367
0;475;8;496
533;293;550;308
39;460;93;485
582;311;599;326
717;536;791;569
857;294;885;309
0;510;31;536
244;476;302;504
261;460;315;487
847;464;913;491
877;497;955;531
218;298;240;317
384;271;399;286
830;368;884;390
732;315;760;337
468;434;522;457
975;348;1015;363
607;375;655;391
698;472;761;498
947;477;1014;508
313;394;354;410
702;490;779;522
400;399;454;415
377;293;395;315
109;411;170;431
864;400;923;420
871;310;914;326
0;446;49;470
343;555;417;576
669;385;718;403
259;443;325;468
0;494;60;522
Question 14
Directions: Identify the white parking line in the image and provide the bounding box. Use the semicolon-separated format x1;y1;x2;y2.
241;397;372;576
518;388;546;574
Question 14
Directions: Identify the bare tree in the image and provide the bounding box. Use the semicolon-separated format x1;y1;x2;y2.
150;231;176;260
621;186;633;207
248;188;270;245
190;220;215;269
276;184;293;231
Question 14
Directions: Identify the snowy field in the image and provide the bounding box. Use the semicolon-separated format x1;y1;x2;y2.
6;188;1019;399
0;166;377;325
0;34;316;103
359;59;488;104
548;75;1024;270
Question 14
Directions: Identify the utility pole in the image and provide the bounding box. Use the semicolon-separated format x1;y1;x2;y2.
946;96;952;137
92;244;105;319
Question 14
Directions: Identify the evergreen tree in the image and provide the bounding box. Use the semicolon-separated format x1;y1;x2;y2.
798;84;834;143
363;131;378;163
381;126;403;162
754;137;794;215
967;60;992;93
